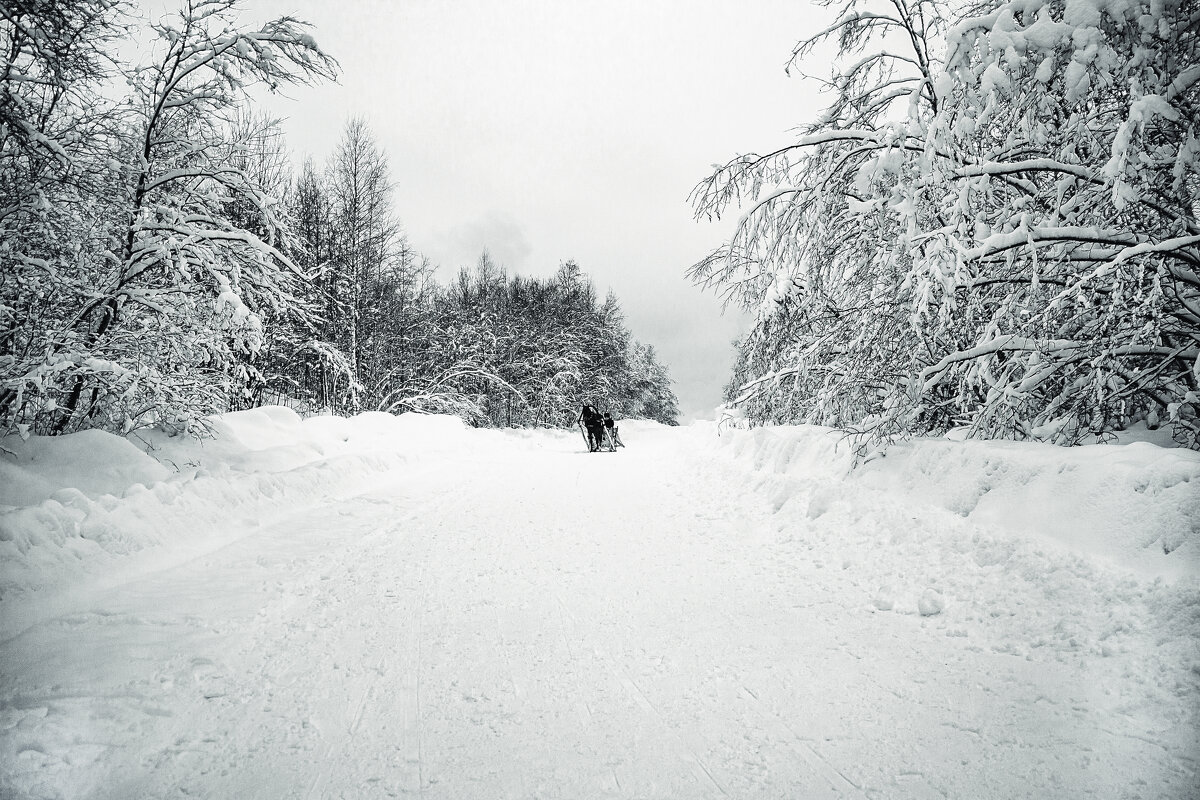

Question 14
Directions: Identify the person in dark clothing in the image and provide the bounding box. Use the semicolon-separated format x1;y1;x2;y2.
602;411;624;447
577;402;604;451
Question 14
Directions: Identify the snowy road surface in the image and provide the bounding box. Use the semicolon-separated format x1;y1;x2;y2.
2;423;1197;798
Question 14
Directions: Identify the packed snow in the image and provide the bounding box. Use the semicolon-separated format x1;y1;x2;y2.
1;409;1197;798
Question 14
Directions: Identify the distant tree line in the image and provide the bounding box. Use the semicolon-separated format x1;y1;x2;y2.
366;255;679;427
277;119;680;426
0;0;679;437
692;0;1198;448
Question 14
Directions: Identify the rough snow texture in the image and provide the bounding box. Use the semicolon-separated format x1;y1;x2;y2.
0;408;469;635
1;410;1198;798
714;424;1200;580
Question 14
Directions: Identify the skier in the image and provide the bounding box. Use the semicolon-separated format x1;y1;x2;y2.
577;401;604;452
603;411;624;448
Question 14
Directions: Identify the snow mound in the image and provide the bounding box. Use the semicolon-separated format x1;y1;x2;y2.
0;409;477;638
706;423;1199;580
856;438;1200;574
211;405;306;451
0;429;170;508
133;408;475;476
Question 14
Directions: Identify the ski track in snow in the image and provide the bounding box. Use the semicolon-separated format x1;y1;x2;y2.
1;426;1197;798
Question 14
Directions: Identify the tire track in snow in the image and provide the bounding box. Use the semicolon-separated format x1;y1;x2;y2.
394;560;425;795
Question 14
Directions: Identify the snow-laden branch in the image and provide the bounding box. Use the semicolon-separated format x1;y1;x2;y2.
921;336;1198;392
1166;65;1200;103
1109;235;1200;266
690;0;1200;448
959;227;1140;262
953;159;1099;182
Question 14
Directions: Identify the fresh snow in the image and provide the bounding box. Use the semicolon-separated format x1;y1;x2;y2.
1;409;1197;798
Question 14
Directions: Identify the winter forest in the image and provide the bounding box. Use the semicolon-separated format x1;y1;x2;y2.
4;0;1196;449
0;0;680;439
2;1;1199;797
694;0;1199;450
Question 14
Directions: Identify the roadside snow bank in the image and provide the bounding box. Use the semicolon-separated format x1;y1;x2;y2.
706;424;1200;580
0;430;170;508
0;408;473;638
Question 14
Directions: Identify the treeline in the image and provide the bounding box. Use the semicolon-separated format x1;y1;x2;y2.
272;118;677;426
0;0;678;437
692;0;1198;448
361;256;679;427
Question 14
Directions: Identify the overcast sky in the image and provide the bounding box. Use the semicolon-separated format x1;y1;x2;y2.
245;0;824;420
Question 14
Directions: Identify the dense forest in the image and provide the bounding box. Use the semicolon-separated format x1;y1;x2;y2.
693;0;1198;449
0;0;679;437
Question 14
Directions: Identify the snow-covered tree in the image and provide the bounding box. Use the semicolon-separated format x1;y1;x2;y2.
0;0;129;434
278;157;361;411
374;257;679;428
626;342;681;426
2;0;337;435
325;117;408;402
692;0;1199;448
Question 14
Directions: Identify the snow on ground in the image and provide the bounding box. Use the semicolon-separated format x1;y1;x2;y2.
1;409;1198;798
709;423;1200;579
0;409;471;639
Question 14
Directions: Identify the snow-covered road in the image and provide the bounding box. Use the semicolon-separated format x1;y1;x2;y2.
2;423;1197;798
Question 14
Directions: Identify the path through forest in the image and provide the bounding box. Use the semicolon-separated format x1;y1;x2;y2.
2;424;1195;799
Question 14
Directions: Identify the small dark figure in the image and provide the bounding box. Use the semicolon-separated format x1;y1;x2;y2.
602;412;625;448
577;402;604;451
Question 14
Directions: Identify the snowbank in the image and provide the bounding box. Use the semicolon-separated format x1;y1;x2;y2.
0;408;475;639
0;429;170;508
6;409;1194;641
704;423;1200;580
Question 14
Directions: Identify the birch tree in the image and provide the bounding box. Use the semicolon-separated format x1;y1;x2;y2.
692;0;1199;448
42;0;335;434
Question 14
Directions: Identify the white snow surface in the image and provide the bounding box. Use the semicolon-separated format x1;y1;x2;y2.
718;424;1200;580
1;408;1197;798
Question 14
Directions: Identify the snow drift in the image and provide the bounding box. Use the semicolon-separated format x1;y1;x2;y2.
0;408;476;639
706;423;1200;580
3;408;1197;643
